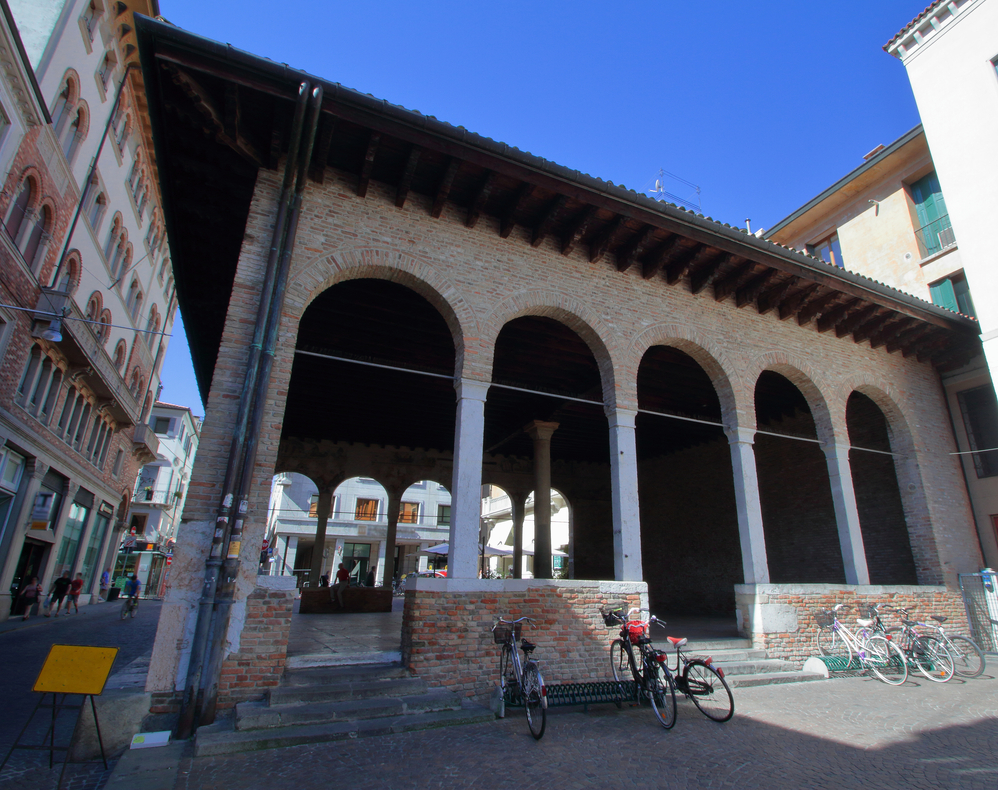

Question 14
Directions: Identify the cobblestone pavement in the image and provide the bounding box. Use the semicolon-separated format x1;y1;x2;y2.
177;673;998;790
0;600;162;790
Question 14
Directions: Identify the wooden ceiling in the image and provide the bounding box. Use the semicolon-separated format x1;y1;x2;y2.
136;17;982;460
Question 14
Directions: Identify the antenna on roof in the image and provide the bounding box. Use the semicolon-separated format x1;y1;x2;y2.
646;168;702;213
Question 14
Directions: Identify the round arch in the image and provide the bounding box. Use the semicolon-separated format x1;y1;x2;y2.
746;351;836;442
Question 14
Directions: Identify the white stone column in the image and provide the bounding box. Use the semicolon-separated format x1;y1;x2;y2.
823;442;871;585
726;427;770;584
283;535;298;577
308;487;333;587
607;408;643;581
448;380;489;579
376;539;387;585
525;420;559;579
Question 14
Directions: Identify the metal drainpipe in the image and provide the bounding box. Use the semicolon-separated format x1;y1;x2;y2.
175;81;311;739
197;84;324;726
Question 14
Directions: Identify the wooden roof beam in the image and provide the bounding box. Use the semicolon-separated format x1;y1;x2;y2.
835;304;880;338
689;252;730;295
500;182;533;239
735;269;778;307
561;205;598;256
356;132;381;198
778;282;820;321
589;215;624;263
817;298;862;333
852;311;893;344
713;261;754;301
666;244;711;285
430;157;460;219
796;290;841;326
394;145;421;208
886;323;931;354
615;224;655;273
309;115;336;183
466;170;496;228
640;234;681;279
757;275;798;315
870;316;917;349
531;195;568;248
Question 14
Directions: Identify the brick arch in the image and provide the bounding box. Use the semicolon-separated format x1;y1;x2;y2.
73;98;91;139
835;378;916;457
480;291;622;409
57;68;81;104
628;323;742;427
289;247;480;378
746;351;836;442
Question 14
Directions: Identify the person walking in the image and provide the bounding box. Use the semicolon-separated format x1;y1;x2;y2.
332;562;350;607
99;568;110;601
45;571;72;617
17;576;43;621
64;573;85;614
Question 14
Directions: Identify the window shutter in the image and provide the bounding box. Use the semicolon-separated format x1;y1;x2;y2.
929;279;958;313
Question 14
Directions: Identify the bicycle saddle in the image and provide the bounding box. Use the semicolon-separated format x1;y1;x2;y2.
856;618;873;628
902;619;916;627
930;615;947;623
520;639;536;653
667;636;688;648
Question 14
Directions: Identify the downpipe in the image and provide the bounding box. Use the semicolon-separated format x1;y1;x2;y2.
175;80;311;739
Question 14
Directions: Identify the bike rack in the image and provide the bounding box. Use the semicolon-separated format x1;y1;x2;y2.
503;680;639;711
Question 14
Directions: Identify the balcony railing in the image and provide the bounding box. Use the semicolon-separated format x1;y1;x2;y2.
914;214;956;259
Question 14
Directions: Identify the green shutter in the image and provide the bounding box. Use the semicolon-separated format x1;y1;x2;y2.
911;172;947;227
929;279;959;312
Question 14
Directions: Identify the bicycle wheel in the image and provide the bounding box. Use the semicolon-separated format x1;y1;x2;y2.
522;662;546;740
863;635;908;686
912;635;955;682
499;645;518;699
682;660;734;723
610;639;640;685
947;635;985;679
120;600;129;620
646;662;677;730
130;600;138;618
816;626;852;665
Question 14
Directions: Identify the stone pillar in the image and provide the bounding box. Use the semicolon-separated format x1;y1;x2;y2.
823;442;871;585
382;494;401;587
511;491;527;579
0;461;48;619
525;421;559;579
308;487;333;587
448;380;489;579
43;480;79;589
726;427;770;584
376;539;387;585
607;409;643;581
282;535;298;577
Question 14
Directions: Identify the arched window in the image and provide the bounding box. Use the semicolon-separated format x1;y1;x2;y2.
98;50;116;91
52;256;79;293
127;153;142;191
5;176;34;242
129;367;140;397
87;189;107;230
62;107;86;163
117;244;132;284
86;292;101;323
109;235;126;279
22;204;52;270
144;305;160;343
51;80;74;138
131;291;142;322
97;309;111;345
113;339;126;370
116;112;131;148
81;1;102;42
104;214;121;258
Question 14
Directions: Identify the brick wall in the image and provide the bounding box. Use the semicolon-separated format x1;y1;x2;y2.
401;579;646;701
216;584;295;709
735;583;969;666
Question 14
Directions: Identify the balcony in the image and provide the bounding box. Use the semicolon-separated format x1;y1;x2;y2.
915;214;956;259
132;423;159;465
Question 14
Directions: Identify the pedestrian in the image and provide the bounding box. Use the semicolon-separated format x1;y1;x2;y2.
64;572;85;614
332;562;350;607
17;576;43;621
99;568;110;600
46;571;72;617
365;565;376;587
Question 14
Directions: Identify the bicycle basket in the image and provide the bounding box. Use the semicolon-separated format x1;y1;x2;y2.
815;610;834;627
492;621;522;644
601;607;625;627
625;621;647;642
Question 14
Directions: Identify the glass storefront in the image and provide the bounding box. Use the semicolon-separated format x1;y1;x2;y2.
53;502;89;577
80;507;112;590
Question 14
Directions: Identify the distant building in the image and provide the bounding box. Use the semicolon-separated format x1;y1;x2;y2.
118;401;200;596
0;0;173;619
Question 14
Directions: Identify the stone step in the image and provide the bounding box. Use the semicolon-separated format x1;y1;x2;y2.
281;662;412;686
681;648;770;663
710;659;804;676
196;704;494;757
724;670;826;688
236;690;464;731
269;675;427;705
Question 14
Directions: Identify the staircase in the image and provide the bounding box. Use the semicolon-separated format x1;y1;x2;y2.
684;638;825;688
194;663;493;757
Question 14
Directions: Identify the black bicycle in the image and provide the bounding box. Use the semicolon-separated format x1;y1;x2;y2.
492;616;547;739
604;607;676;729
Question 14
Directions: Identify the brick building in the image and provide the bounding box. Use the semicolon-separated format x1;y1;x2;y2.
133;17;984;725
0;0;174;620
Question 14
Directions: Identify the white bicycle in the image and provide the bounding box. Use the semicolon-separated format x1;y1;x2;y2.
815;604;907;685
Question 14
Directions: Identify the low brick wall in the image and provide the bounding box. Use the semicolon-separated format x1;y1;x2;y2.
401;578;648;701
217;577;296;708
300;586;393;613
735;583;969;666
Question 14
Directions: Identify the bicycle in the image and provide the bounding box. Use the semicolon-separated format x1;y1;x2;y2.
492;616;547;739
663;631;736;723
814;605;907;685
883;607;955;683
603;607;677;729
120;595;139;620
866;604;983;680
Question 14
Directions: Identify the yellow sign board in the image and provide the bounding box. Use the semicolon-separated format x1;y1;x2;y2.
33;644;119;695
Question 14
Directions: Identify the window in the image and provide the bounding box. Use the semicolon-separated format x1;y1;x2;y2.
81;0;101;42
910;171;954;257
807;233;844;268
52;82;73;137
22;204;52;271
113;339;126;371
0;101;10;149
929;273;976;318
104;214;121;258
125;279;143;321
0;447;25;491
5;177;34;242
97;310;111;345
355;498;379;521
308;495;318;517
62;108;85;163
54;502;90;577
112;448;123;477
152;416;170;434
957;386;998;478
98;51;116;91
86;189;107;230
399;502;419;524
437;504;451;527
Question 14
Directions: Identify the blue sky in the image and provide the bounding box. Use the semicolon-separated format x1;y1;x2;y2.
156;0;927;416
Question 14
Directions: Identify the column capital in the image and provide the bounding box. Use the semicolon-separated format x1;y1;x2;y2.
27;460;50;481
725;426;756;445
524;420;559;442
821;442;851;459
605;408;637;430
454;378;489;402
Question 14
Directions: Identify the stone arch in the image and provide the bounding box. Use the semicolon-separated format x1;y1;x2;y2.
481;290;622;408
288;247;479;379
628;323;742;427
747;351;836;442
